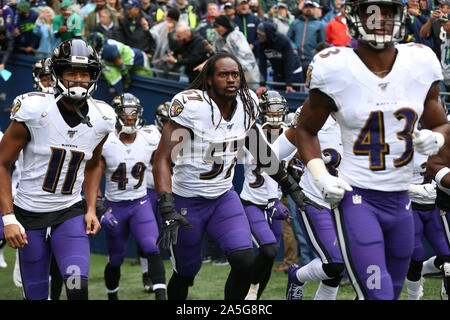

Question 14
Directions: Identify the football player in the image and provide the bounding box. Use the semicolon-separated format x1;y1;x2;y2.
32;58;54;94
294;0;449;299
100;93;166;300
240;91;293;300
405;150;450;300
0;39;116;300
152;52;311;300
272;106;346;300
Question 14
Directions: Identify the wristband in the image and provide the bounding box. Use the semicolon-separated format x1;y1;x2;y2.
2;214;25;234
306;158;328;181
435;167;450;186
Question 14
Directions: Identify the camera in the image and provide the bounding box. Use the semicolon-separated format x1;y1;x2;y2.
441;13;450;21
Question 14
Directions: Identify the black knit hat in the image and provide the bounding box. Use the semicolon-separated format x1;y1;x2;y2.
213;15;233;30
167;8;180;21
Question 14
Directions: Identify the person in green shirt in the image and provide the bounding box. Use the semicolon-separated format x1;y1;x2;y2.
53;0;83;41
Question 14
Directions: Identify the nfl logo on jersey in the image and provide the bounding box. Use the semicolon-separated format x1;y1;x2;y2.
181;208;188;216
352;194;362;205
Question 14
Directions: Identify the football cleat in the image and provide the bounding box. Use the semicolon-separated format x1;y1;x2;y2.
286;264;305;300
441;262;450;300
142;272;154;293
245;283;259;300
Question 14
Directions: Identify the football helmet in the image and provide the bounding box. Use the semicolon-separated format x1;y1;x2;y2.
112;93;145;134
155;102;170;132
259;90;288;126
344;0;406;50
50;39;102;102
86;32;106;55
32;58;54;94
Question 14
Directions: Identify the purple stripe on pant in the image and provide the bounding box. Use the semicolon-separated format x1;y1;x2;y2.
18;214;89;300
172;189;253;277
412;207;450;261
105;195;160;267
297;204;343;264
243;205;282;248
334;187;414;300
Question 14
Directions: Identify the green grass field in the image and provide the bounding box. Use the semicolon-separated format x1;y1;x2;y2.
0;245;444;300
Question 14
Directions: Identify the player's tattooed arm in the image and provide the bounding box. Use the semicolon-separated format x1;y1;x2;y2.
83;135;108;236
0;120;30;248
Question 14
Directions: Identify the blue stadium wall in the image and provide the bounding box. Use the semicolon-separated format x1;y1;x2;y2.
0;54;435;261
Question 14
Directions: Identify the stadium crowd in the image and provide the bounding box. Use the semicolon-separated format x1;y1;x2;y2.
0;0;449;303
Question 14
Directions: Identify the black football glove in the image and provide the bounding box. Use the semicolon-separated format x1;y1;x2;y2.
279;174;323;211
95;196;107;219
156;192;193;250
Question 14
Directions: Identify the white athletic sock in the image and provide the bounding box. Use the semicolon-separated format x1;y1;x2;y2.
314;282;339;300
422;256;440;276
405;278;423;300
140;257;148;274
296;258;329;283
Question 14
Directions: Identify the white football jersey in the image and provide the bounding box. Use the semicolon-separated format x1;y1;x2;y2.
169;89;259;198
308;43;443;191
102;130;158;202
141;125;161;190
11;92;116;212
300;116;343;209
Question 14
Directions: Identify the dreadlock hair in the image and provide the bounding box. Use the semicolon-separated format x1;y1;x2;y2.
187;52;257;130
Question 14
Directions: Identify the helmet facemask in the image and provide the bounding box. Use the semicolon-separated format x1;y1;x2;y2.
259;90;288;127
155;102;170;132
112;93;145;135
345;0;406;50
33;58;54;94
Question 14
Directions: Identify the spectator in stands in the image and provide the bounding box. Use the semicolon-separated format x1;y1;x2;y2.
116;0;155;59
107;0;123;19
150;8;181;77
33;6;58;59
256;20;300;94
91;5;120;39
197;15;260;86
404;0;433;47
29;0;48;13
0;26;14;71
165;25;207;82
140;0;158;24
149;0;169;24
270;2;294;35
287;0;325;81
1;3;16;34
176;0;198;29
232;0;260;51
440;14;450;91
321;0;342;25
83;0;118;37
420;0;449;59
13;1;40;54
249;0;265;19
196;2;219;44
78;0;97;20
324;1;351;46
53;0;83;42
223;1;236;20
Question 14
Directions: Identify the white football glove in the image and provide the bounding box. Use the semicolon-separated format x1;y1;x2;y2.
317;172;353;204
408;183;436;202
413;130;445;156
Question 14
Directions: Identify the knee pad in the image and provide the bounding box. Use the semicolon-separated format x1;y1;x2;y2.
322;263;345;279
226;248;255;271
171;271;195;287
407;260;423;281
65;278;88;300
258;244;278;261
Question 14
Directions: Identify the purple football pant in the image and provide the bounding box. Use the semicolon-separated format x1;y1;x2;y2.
147;188;162;229
172;189;253;277
412;207;450;261
297;204;343;264
18;214;89;300
243;205;282;248
332;187;414;300
105;196;160;267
